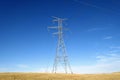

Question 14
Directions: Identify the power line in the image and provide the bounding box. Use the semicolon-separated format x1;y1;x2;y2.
73;0;120;16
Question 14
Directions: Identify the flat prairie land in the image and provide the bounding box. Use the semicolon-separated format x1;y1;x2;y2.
0;72;120;80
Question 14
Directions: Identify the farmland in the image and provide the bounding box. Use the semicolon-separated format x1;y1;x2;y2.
0;72;120;80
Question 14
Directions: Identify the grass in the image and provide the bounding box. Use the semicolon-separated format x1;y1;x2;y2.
0;72;120;80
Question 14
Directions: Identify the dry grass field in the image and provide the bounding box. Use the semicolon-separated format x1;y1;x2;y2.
0;72;120;80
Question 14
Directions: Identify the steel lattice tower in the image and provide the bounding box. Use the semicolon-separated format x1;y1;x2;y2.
48;17;73;74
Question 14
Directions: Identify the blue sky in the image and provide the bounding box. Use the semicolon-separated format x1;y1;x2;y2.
0;0;120;73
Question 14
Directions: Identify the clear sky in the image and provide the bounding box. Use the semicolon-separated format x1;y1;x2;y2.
0;0;120;73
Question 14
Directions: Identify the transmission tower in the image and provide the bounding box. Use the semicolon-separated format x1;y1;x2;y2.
48;17;73;74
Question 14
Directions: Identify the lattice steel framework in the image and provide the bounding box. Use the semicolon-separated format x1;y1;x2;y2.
48;17;73;74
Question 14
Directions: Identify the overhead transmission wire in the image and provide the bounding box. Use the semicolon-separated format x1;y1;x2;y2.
73;0;120;16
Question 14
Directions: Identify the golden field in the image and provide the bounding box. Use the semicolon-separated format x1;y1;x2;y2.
0;72;120;80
